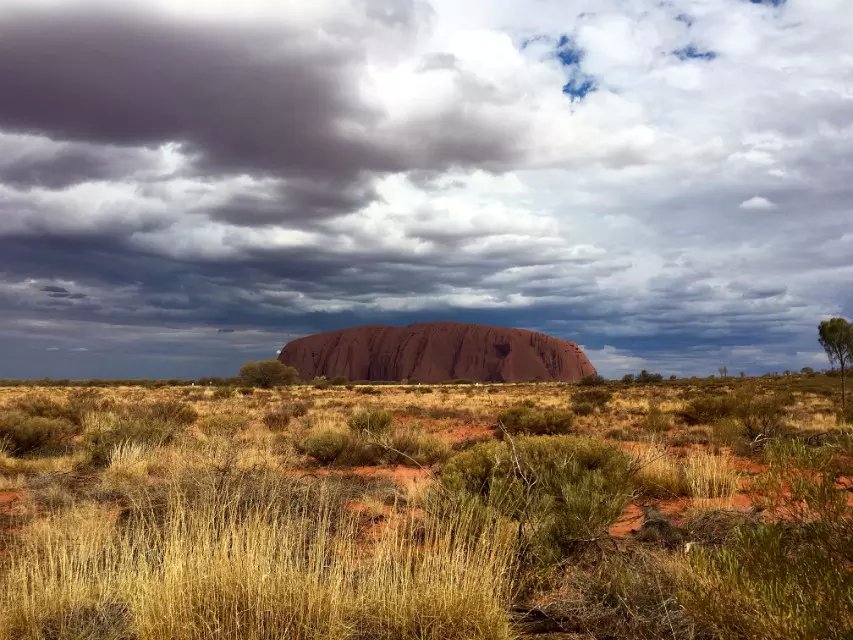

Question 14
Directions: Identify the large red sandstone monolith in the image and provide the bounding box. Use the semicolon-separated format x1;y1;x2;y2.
277;322;595;383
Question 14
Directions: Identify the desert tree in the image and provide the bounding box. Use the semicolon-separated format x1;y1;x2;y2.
239;359;299;388
818;317;853;412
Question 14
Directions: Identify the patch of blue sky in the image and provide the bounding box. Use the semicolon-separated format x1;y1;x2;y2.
673;44;717;61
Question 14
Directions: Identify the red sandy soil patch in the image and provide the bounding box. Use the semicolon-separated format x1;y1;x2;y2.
0;491;22;512
441;423;494;443
609;494;754;538
304;465;434;490
609;503;644;537
344;465;433;488
731;457;766;475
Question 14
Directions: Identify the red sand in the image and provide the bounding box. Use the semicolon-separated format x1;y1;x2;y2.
0;491;21;511
279;321;595;383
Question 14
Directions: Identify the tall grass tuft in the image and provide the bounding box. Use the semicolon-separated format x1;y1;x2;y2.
684;451;741;499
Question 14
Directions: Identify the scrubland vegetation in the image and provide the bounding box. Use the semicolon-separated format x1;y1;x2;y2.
0;374;851;639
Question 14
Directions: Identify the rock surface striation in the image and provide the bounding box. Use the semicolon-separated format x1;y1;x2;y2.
278;322;596;383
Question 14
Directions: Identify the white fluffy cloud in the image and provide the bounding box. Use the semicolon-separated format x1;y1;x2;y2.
740;196;777;210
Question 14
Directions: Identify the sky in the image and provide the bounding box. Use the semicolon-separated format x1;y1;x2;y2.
0;0;851;380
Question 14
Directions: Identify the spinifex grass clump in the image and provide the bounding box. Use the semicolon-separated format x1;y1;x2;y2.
676;450;853;640
497;403;574;436
0;392;103;456
84;400;198;466
299;418;450;467
572;387;613;412
0;473;516;640
0;411;76;456
347;408;393;437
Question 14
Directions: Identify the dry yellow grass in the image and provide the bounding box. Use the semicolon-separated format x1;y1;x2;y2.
0;476;516;640
629;440;687;497
684;451;741;500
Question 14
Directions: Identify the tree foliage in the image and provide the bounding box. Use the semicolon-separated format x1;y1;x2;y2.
818;317;853;412
238;359;299;388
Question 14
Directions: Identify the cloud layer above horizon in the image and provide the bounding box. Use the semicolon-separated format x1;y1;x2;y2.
0;0;851;379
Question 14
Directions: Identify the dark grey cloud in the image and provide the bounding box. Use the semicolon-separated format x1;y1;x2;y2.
0;6;389;180
206;178;379;226
0;143;159;189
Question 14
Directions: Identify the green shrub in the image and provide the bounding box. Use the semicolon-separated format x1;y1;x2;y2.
441;436;630;562
677;445;853;640
199;413;249;437
389;426;451;466
84;401;196;466
553;551;692;639
262;406;293;431
348;409;393;437
356;386;381;395
680;520;852;640
680;392;790;440
211;386;235;400
572;401;595;416
10;393;93;425
679;394;738;425
138;400;198;427
736;393;790;441
298;429;351;464
0;411;75;456
497;404;574;436
643;400;671;432
335;438;385;466
290;401;310;418
573;387;612;410
311;376;330;389
578;374;606;386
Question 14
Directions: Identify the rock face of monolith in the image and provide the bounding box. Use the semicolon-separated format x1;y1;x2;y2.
277;322;595;383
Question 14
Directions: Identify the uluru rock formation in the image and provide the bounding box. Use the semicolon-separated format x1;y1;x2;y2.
278;322;596;383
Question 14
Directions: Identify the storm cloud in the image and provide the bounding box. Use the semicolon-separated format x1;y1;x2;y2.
0;0;851;379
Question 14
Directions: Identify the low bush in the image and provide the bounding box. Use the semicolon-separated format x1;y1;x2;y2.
736;393;791;441
572;401;595;416
497;404;574;436
263;406;293;431
211;386;235;400
347;409;393;437
199;412;249;437
573;387;612;409
643;400;671;432
552;550;694;640
335;438;385;466
679;394;737;425
441;436;630;562
83;401;197;467
0;411;76;456
298;429;351;464
578;374;606;386
355;386;381;395
678;477;853;640
389;425;451;466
